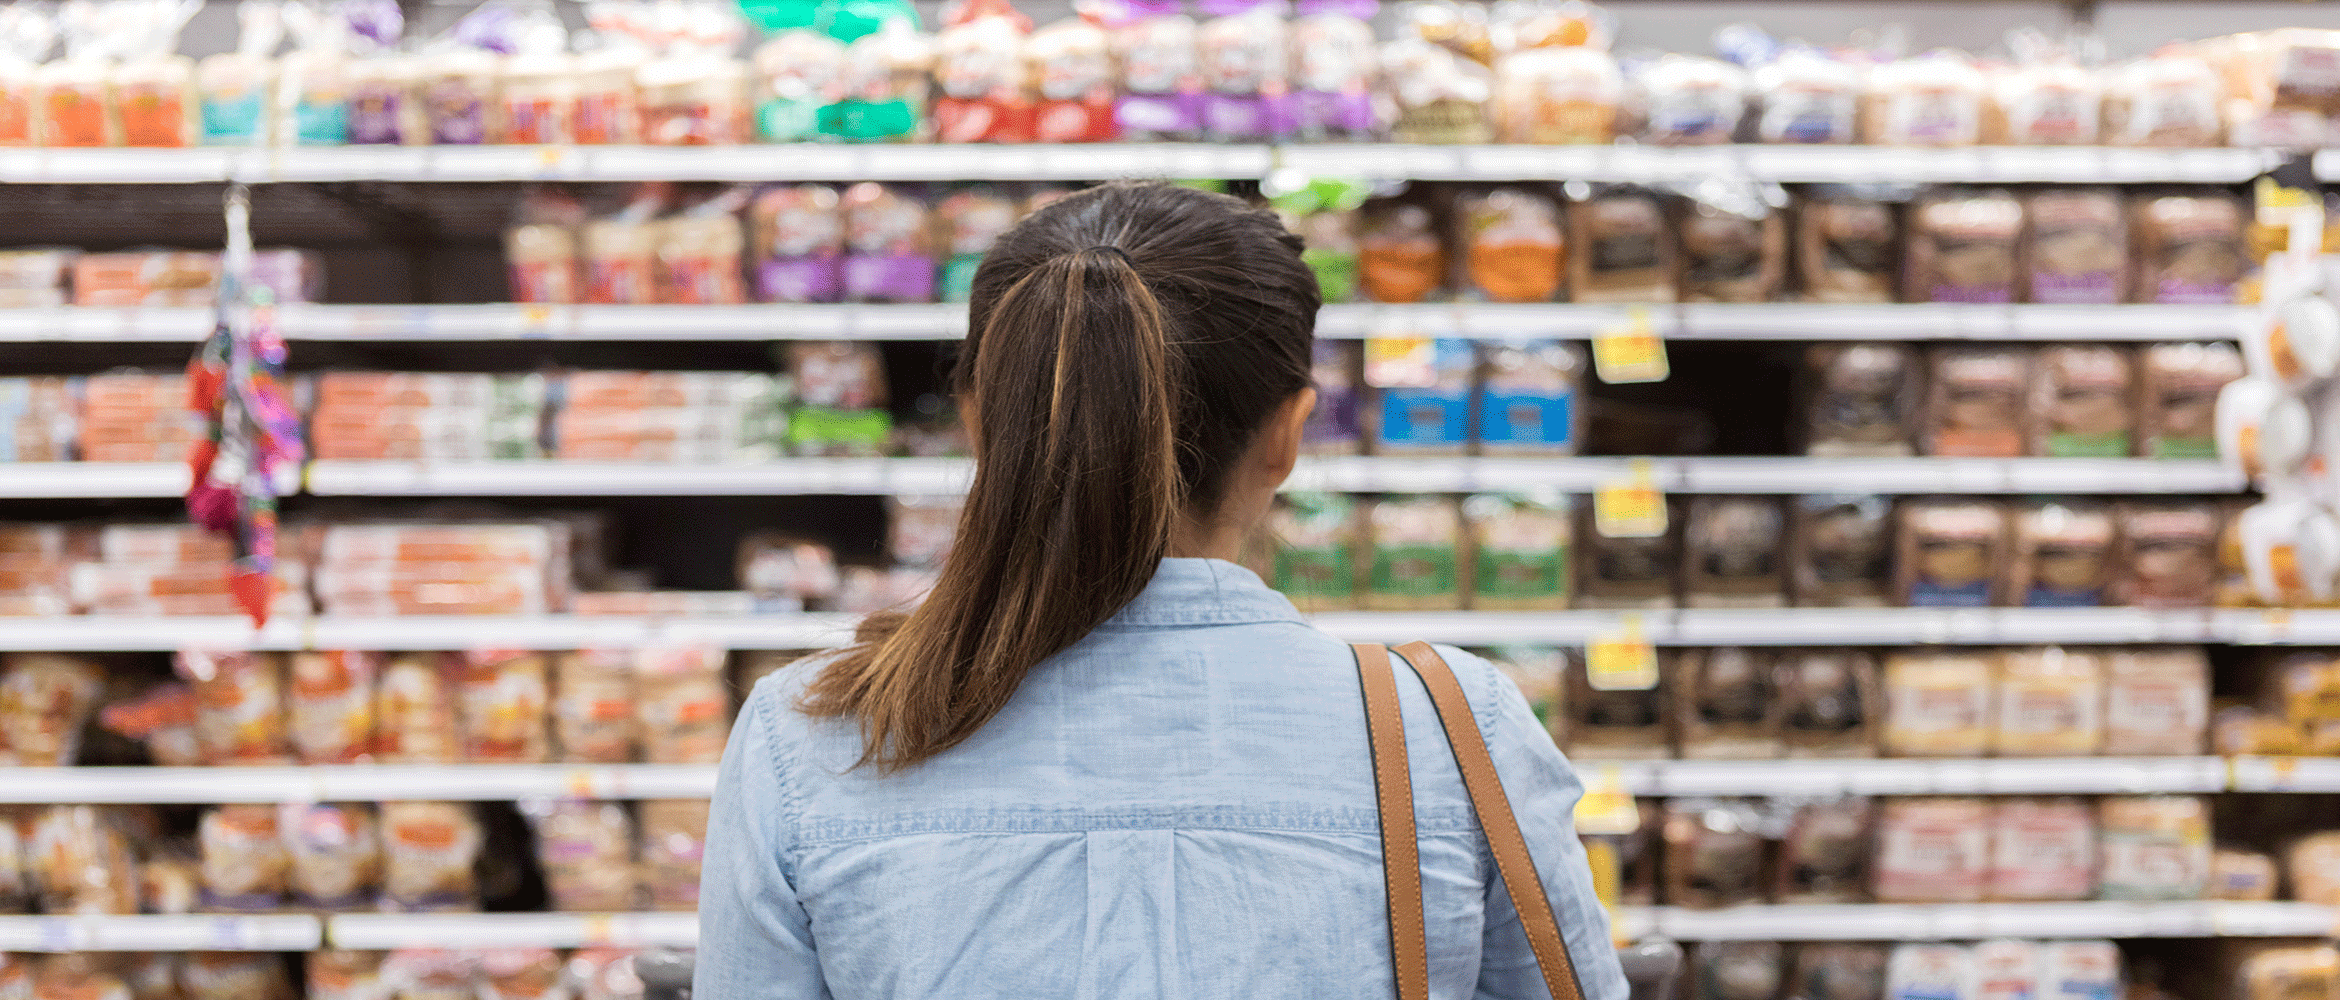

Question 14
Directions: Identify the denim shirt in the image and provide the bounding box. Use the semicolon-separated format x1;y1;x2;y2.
695;558;1629;1000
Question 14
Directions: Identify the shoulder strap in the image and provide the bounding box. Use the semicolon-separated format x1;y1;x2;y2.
1352;643;1430;1000
1393;641;1588;1000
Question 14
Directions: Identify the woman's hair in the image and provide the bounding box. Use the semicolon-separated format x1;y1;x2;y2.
801;181;1321;769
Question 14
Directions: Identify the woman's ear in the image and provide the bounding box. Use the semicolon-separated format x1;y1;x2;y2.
1256;386;1316;484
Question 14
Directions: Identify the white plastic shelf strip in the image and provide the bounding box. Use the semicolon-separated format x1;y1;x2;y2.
0;915;322;952
0;609;2226;651
0;462;299;498
327;912;699;951
0;144;2276;185
0;303;2244;343
1624;902;2326;941
303;458;977;496
1581;757;2228;797
0;763;721;804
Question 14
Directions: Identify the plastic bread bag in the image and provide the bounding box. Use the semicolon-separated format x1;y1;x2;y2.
1360;496;1463;612
2138;343;2242;458
1561;645;1668;757
417;26;501;146
523;799;637;912
825;20;931;143
737;534;842;608
1689;942;1785;1000
1490;43;1618;145
750;184;844;304
379;949;475;1000
1880;650;1994;757
1476;340;1582;455
1463;492;1568;610
1633;54;1747;145
373;653;458;763
1197;0;1292;143
1302;342;1363;455
1681;497;1785;609
1905;188;2022;304
1896;499;2007;608
1863;50;1984;146
1367;337;1472;456
2101;646;2208;756
345;52;422;145
378;801;480;912
1773;796;1873;903
2028;345;2136;459
1456;186;1563;303
454;650;550;764
934;186;1016;303
1107;11;1202;143
2010;500;2115;608
273;1;352;145
635;5;747;145
1673;647;1781;758
1968;941;2042;1000
639;798;708;911
888;495;962;569
112;0;201;147
0;652;102;767
638;647;728;764
1778;649;1879;756
2023;188;2127;305
788;340;886;410
1576;501;1679;610
551;650;636;763
1567;185;1674;304
196;1;282;146
1026;17;1118;142
288;651;377;765
2096;795;2209;901
1923;346;2031;458
173;650;290;765
196;804;288;911
1873;798;1989;903
1749;45;1861;144
0;4;57;146
932;0;1032;144
2103;50;2221;147
585;185;669;305
280;802;381;910
1993;645;2104;755
752;30;845;142
1802;344;1918;458
500;15;576;145
565;948;643;1000
1790;944;1890;1000
38;1;118;147
181;957;290;1000
1357;196;1447;303
656;189;749;305
841;182;936;303
2131;191;2246;304
570;13;643;144
1289;0;1377;141
507;188;587;305
31;805;139;914
1984;31;2100;145
1380;38;1492;144
1795;187;1901;303
1268;492;1358;611
1678;182;1785;303
1660;798;1771;909
2212;847;2279;901
98;682;201;766
30;957;132;1000
476;949;565;1000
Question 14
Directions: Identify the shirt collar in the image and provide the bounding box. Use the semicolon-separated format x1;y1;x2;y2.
1099;557;1308;629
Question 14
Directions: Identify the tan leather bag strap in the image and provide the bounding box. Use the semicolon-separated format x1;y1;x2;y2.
1352;642;1430;1000
1393;641;1587;1000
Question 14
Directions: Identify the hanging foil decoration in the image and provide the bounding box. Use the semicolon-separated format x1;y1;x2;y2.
187;183;304;627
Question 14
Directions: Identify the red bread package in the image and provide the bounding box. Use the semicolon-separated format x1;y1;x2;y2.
932;0;1034;143
1873;796;1989;903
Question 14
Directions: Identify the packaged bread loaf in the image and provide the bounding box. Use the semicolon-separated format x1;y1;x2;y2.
454;651;550;764
31;957;131;1000
280;803;380;911
1674;648;1780;759
1269;493;1359;611
1690;942;1784;1000
1577;502;1679;609
749;184;843;304
2131;193;2246;304
1636;55;1749;146
1679;194;1784;303
1662;798;1770;909
1989;45;2101;145
1463;493;1569;610
2286;833;2340;906
1887;945;1977;1000
1683;497;1786;608
1494;45;1621;144
289;651;377;765
1457;187;1563;303
2235;946;2340;1000
1363;496;1464;611
1381;38;1494;144
1905;190;2022;303
2103;52;2222;147
1924;348;2031;458
1197;1;1292;143
2031;346;2135;457
307;950;386;1000
1969;940;2040;1000
475;949;563;1000
173;650;289;766
2010;501;2115;608
184;952;293;1000
1568;187;1675;303
1778;650;1879;757
2212;848;2279;901
639;647;729;764
1796;189;1899;303
2100;647;2209;754
2097;795;2209;901
374;654;458;764
1897;500;2008;607
378;802;480;912
1864;52;1984;146
2138;342;2244;458
934;187;1016;303
1873;797;1990;902
640;799;709;911
1368;339;1474;456
1773;797;1872;904
567;948;645;1000
552;650;637;764
31;805;137;914
1562;650;1670;759
197;804;287;911
1304;342;1364;454
1790;944;1890;1000
1358;199;1447;303
1476;340;1582;455
529;800;637;912
840;182;936;304
1790;495;1894;607
1113;14;1203;142
1986;797;2096;901
2023;189;2126;304
1881;651;1994;757
378;949;475;1000
1994;646;2103;756
1026;17;1119;143
0;653;101;767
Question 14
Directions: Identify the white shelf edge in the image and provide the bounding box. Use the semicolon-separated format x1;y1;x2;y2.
326;912;698;951
0;763;723;804
0;914;321;952
1582;757;2228;797
1626;901;2321;941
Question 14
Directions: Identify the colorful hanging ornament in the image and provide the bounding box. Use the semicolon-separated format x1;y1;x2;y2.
186;183;304;627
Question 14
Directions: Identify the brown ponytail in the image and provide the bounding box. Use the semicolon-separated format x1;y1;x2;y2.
800;181;1321;769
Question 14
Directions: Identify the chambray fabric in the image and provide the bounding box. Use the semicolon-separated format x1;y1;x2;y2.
694;557;1629;1000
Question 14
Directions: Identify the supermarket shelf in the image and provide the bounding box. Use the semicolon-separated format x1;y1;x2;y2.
0;763;719;803
0;914;321;952
2231;755;2340;792
0;144;2280;186
304;458;975;496
1621;902;2331;941
327;912;698;951
1316;303;2246;342
0;461;188;497
1581;757;2228;797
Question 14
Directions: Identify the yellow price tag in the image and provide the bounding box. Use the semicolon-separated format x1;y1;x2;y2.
1573;765;1642;835
1364;335;1435;388
1591;306;1667;384
1593;458;1666;539
2257;175;2321;225
582;914;616;945
1586;617;1658;692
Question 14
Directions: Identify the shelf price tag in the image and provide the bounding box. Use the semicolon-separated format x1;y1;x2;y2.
1574;765;1641;835
1363;334;1435;388
1586;615;1658;692
1594;458;1666;539
1591;306;1668;384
